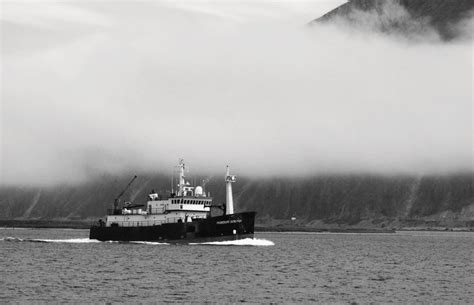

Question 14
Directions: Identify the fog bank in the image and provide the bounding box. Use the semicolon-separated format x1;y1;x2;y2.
1;0;472;185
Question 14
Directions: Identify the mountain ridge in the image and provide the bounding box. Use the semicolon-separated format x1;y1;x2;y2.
312;0;474;40
1;172;472;229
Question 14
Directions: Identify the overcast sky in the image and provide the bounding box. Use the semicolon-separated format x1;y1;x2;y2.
1;0;473;185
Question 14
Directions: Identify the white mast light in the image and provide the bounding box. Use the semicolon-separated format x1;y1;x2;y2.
225;165;236;215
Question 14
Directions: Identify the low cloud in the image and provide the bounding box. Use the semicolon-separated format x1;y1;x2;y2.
1;0;472;185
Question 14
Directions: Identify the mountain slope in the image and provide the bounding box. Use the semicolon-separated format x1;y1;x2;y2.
1;173;472;228
313;0;474;40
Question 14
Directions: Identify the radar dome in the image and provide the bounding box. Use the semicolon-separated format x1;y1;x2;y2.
195;186;203;196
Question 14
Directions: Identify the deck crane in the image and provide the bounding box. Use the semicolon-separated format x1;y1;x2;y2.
113;175;138;212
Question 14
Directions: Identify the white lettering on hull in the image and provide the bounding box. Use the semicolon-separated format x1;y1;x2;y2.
216;219;242;225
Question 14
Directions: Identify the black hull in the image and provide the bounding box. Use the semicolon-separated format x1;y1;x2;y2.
89;212;256;243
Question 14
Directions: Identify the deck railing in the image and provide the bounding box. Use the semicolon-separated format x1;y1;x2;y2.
107;217;188;227
107;207;168;215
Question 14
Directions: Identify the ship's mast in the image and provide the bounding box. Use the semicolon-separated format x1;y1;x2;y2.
178;159;186;196
225;165;236;215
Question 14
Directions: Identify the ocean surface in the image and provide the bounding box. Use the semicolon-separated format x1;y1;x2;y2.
1;229;472;303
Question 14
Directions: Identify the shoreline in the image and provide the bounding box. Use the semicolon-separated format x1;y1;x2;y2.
0;219;472;233
255;226;396;233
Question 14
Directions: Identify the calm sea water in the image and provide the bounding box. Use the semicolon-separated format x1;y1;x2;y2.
1;229;472;303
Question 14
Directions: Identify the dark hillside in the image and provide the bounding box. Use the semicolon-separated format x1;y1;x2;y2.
313;0;473;40
1;173;472;229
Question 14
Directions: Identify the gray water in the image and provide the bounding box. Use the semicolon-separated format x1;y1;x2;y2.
1;229;472;303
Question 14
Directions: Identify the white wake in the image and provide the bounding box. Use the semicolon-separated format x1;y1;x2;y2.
190;238;274;246
2;237;274;246
130;241;170;245
2;237;100;243
34;238;101;243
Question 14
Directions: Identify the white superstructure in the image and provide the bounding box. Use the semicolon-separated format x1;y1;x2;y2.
105;159;218;227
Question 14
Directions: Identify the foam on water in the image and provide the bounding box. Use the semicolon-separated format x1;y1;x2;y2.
190;238;274;246
35;238;101;243
2;237;101;243
2;237;24;242
130;241;170;245
1;237;274;246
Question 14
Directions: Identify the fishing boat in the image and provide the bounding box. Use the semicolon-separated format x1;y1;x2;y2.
89;159;256;242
